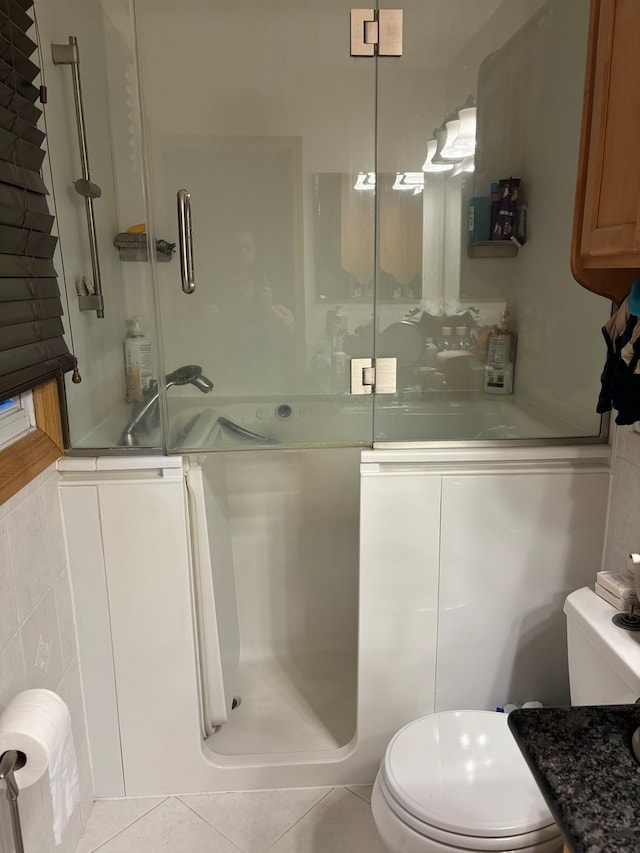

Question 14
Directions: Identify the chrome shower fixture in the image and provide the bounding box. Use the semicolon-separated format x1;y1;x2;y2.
120;365;214;446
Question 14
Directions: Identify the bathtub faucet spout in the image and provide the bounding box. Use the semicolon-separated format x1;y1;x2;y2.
120;364;213;446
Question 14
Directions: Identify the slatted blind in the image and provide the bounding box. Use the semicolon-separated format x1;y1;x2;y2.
0;0;74;402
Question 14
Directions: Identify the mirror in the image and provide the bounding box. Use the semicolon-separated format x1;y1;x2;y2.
313;0;589;314
313;172;423;302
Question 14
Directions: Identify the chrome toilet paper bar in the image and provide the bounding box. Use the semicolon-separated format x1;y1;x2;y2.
0;689;80;845
0;750;25;853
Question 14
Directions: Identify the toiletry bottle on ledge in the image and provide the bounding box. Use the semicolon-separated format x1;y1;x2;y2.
330;305;348;381
124;317;153;403
483;309;516;395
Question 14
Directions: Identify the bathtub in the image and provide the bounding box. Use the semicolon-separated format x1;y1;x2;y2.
58;438;610;797
70;390;596;451
166;392;587;451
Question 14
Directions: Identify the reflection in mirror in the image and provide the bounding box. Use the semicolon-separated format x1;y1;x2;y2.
313;173;422;302
367;0;606;440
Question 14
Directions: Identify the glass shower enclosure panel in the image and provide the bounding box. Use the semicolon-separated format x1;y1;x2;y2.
373;0;607;443
134;0;376;451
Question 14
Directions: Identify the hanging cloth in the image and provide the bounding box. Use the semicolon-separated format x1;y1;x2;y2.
597;295;640;425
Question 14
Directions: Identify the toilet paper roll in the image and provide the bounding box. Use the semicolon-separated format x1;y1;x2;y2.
0;689;80;844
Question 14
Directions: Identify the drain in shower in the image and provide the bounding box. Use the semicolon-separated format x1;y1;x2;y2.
275;404;292;420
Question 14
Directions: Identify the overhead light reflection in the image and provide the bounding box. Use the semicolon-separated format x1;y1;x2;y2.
392;172;424;194
451;155;475;177
426;103;477;174
354;172;376;191
451;107;476;156
440;118;461;160
422;138;454;173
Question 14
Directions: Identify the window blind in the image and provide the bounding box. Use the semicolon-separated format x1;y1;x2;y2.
0;0;75;402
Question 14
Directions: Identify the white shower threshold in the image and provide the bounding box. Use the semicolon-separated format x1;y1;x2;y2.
206;650;357;756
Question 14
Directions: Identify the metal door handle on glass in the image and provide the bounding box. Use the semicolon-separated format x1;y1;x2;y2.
177;189;196;293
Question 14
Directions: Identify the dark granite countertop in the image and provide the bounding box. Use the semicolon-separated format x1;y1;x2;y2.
509;705;640;853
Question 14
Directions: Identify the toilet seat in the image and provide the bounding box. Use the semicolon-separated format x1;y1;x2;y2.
372;777;562;853
376;772;560;851
375;710;561;852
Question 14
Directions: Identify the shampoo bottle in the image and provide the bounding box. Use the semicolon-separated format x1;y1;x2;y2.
483;309;516;395
124;317;153;402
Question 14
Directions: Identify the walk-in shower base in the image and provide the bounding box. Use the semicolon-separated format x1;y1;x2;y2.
206;651;357;756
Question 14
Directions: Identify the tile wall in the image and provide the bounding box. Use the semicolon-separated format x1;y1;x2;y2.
603;425;640;573
0;465;93;853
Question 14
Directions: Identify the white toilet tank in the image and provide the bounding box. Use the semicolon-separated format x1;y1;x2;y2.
565;587;640;705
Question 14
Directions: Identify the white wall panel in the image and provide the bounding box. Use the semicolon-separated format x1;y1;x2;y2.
436;471;609;711
97;478;203;794
59;483;124;797
359;467;441;750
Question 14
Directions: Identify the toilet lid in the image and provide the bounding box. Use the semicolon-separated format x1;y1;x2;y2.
382;710;556;838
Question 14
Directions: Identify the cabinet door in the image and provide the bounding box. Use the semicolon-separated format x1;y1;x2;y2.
580;0;640;269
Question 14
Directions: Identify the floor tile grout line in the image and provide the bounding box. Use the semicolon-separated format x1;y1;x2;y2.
345;785;372;804
262;786;336;852
81;785;372;853
176;795;245;851
87;797;170;852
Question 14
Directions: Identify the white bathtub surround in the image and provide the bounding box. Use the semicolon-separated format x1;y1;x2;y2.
59;442;608;798
361;444;610;713
0;466;93;853
59;451;368;796
75;786;383;853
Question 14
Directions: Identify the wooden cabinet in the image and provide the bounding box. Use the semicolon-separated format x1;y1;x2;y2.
572;0;640;302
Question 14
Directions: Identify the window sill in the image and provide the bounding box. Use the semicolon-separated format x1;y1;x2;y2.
0;379;64;506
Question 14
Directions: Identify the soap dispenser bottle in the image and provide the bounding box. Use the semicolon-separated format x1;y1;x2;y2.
483;309;516;395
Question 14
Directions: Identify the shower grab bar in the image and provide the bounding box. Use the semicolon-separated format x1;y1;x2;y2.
52;37;105;318
177;189;195;293
217;416;279;444
185;475;216;738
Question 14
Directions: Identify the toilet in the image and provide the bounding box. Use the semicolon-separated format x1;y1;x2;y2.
371;586;640;853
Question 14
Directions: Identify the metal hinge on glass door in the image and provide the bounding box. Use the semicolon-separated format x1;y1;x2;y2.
350;358;397;394
350;9;403;56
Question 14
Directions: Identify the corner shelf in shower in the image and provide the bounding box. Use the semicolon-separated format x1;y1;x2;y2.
467;241;520;259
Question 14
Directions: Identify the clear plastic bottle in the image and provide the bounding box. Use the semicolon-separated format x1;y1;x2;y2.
124;317;153;402
455;325;468;349
483;310;516;395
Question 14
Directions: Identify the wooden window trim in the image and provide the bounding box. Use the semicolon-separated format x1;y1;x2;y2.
0;378;64;506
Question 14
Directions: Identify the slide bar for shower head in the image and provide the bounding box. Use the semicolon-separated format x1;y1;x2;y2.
52;37;105;317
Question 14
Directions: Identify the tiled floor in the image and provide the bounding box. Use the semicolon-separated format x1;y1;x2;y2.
75;786;388;853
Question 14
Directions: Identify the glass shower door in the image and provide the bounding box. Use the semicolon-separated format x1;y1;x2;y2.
134;0;377;451
373;0;606;443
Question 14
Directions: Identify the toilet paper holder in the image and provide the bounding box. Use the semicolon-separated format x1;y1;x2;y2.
0;749;26;853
